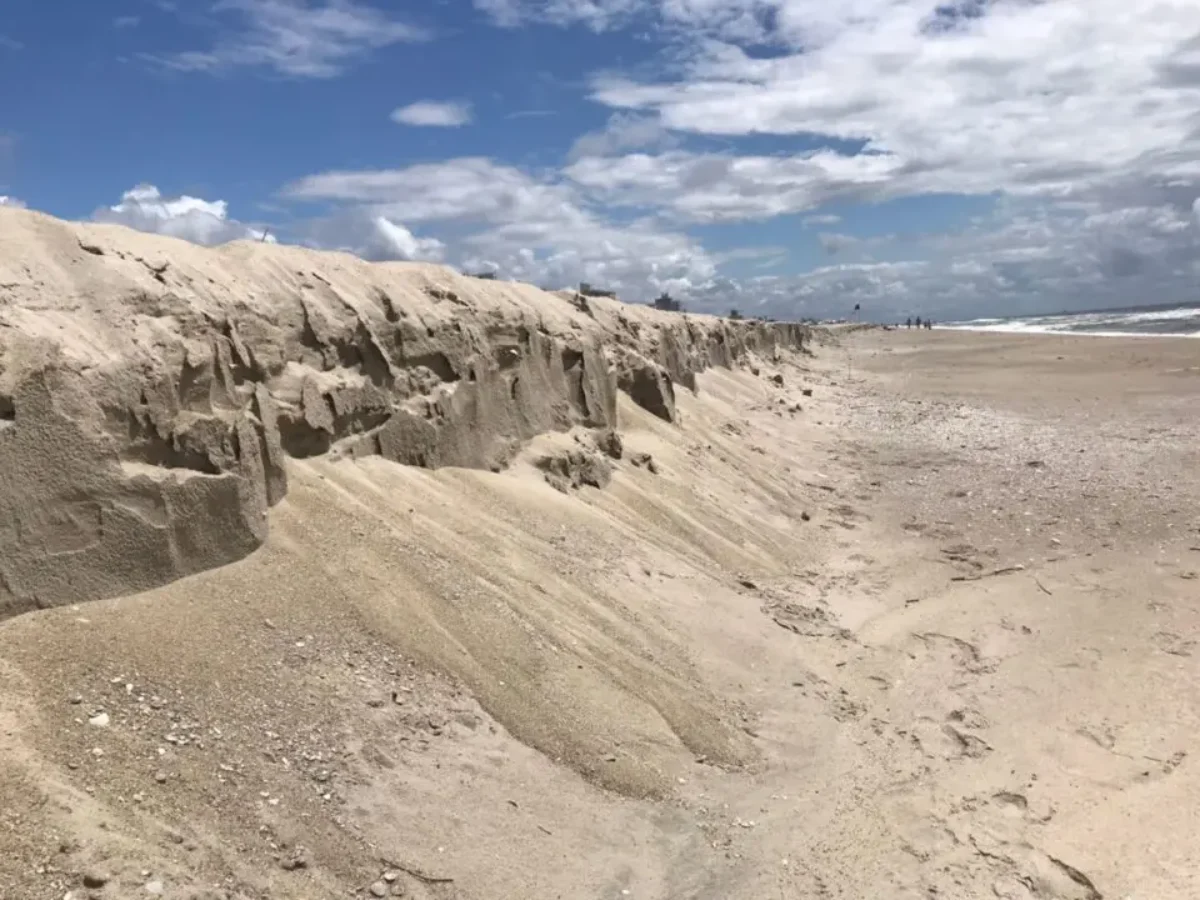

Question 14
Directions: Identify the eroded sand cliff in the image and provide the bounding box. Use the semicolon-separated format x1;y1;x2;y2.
0;206;805;620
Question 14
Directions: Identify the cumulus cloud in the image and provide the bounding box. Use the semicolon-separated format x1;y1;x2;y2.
286;157;714;296
148;0;430;78
565;150;901;222
476;0;1200;318
0;195;26;208
366;217;446;260
585;2;1200;207
94;184;273;245
695;198;1200;321
391;101;473;127
568;113;675;160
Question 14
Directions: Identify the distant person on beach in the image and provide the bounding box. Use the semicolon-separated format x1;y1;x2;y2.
915;316;922;329
906;317;912;329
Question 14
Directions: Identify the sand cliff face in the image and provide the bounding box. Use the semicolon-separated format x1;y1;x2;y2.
0;207;806;619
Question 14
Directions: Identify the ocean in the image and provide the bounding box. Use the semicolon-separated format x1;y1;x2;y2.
939;302;1200;337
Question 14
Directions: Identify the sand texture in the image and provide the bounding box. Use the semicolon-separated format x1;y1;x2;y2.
1;209;1199;900
0;206;804;620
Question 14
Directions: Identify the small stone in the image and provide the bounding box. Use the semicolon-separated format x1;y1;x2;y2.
370;881;389;897
88;713;110;728
383;871;399;883
69;695;84;705
144;880;164;895
82;872;110;888
771;373;784;386
801;388;813;397
155;772;168;784
595;429;624;460
279;849;309;871
800;511;811;522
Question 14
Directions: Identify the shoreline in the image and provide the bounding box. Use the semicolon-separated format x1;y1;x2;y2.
935;325;1200;339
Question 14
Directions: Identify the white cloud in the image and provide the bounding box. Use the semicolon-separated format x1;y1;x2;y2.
472;0;1200;318
285;157;714;296
474;0;643;31
149;0;430;78
566;150;902;222
362;217;446;261
568;113;675;161
585;2;1200;208
391;101;473;127
0;196;26;208
802;213;840;227
693;197;1200;321
286;157;578;224
94;184;273;245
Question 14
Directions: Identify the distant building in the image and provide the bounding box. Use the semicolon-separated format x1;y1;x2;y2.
468;271;497;280
652;292;683;312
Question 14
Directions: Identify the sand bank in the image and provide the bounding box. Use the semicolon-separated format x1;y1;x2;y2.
1;217;1197;899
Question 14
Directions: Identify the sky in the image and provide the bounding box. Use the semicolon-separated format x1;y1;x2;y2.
2;0;1200;321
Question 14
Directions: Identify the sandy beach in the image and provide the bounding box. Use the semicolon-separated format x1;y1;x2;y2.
1;240;1197;899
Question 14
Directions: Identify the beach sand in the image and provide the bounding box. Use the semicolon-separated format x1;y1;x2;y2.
1;324;1197;899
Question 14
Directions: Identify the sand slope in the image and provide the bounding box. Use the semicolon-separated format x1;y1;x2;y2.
1;211;1198;900
0;206;804;620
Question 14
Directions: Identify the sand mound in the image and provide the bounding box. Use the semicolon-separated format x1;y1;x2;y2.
0;206;805;620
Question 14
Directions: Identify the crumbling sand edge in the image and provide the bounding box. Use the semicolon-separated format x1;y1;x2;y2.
0;207;808;618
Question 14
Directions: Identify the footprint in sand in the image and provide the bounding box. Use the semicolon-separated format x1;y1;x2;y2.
909;717;992;761
912;632;997;676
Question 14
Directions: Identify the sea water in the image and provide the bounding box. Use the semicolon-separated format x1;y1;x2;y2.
940;302;1200;337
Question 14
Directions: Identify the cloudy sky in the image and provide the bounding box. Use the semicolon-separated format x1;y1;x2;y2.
2;0;1199;320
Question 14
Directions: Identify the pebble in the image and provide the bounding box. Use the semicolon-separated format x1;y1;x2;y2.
82;871;110;888
279;849;309;871
370;881;389;897
88;713;110;728
144;880;164;895
155;772;168;784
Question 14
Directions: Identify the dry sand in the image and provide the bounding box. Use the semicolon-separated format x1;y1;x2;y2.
1;216;1198;899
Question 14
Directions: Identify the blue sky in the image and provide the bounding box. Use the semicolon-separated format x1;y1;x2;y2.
2;0;1199;320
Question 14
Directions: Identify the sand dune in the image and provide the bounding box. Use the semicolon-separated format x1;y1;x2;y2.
1;209;1199;900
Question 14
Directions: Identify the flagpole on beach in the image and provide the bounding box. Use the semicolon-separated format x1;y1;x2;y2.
847;303;860;381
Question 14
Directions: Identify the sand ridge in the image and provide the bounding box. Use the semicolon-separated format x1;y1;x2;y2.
1;211;1199;900
0;205;806;620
